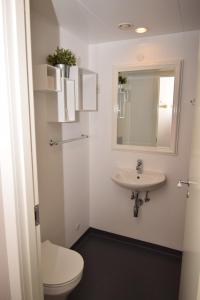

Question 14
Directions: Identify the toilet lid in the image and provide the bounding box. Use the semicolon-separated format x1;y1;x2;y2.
41;240;84;286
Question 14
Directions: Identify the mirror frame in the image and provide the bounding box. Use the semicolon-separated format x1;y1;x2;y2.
112;60;183;154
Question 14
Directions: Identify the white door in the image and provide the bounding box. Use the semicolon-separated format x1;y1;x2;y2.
179;35;200;300
23;0;43;298
0;0;43;299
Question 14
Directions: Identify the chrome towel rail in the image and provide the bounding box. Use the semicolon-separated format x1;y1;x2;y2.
49;134;89;146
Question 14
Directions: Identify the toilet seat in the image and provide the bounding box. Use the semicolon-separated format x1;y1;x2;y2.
41;240;84;287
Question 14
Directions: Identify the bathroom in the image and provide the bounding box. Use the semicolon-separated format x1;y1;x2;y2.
2;0;199;299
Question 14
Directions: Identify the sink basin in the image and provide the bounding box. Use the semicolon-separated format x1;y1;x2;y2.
112;168;166;192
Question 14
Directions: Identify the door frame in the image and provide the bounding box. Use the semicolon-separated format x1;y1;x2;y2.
0;0;42;299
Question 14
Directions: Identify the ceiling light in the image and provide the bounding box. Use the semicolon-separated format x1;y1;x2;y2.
135;27;148;34
118;23;134;31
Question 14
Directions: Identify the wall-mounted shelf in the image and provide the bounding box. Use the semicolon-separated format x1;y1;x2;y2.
70;66;97;111
33;64;61;92
33;64;97;123
47;78;76;123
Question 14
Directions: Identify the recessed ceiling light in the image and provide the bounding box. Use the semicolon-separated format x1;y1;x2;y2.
118;23;134;31
135;27;148;34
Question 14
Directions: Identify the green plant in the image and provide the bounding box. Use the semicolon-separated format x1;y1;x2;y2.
47;47;76;66
118;73;127;85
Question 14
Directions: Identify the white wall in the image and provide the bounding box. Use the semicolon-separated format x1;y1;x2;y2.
179;33;200;300
31;0;91;247
60;28;90;247
60;28;88;68
89;31;199;250
30;2;65;246
31;0;90;248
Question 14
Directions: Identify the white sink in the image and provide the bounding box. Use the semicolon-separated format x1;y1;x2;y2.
112;168;166;192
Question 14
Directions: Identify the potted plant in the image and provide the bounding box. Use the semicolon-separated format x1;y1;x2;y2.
118;73;127;85
118;73;128;92
47;47;76;78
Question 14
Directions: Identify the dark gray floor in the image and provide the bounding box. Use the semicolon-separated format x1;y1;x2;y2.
68;229;182;300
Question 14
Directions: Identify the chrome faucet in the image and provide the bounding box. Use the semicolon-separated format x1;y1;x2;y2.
136;159;143;174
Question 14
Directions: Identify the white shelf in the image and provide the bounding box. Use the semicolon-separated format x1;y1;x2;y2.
47;78;76;123
70;66;97;111
33;64;97;123
33;64;61;92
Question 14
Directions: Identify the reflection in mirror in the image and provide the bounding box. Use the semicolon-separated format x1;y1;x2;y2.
114;63;182;153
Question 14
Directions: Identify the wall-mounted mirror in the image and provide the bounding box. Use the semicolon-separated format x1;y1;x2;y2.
113;61;182;154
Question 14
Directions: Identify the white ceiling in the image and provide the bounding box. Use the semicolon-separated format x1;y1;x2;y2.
51;0;200;44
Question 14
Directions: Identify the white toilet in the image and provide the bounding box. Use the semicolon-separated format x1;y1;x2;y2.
41;240;84;300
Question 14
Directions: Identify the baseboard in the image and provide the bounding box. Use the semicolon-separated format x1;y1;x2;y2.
71;227;182;259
